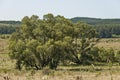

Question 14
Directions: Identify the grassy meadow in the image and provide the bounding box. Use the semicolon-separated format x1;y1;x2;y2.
0;38;120;80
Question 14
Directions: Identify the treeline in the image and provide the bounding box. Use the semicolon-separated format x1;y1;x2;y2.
71;17;120;38
1;17;120;38
0;25;19;34
0;21;20;34
0;21;21;25
71;17;120;25
95;24;120;38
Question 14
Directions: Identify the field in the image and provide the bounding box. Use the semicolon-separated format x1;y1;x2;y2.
0;39;8;54
96;38;120;51
0;38;120;80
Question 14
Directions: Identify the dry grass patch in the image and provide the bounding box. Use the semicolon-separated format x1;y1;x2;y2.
0;39;8;54
96;38;120;51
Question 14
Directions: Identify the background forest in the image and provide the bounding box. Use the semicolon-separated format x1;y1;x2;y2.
1;17;120;38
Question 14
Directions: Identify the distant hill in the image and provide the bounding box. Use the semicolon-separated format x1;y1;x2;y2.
71;17;120;25
0;21;21;25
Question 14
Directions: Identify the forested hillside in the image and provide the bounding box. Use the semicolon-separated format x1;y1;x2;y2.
71;17;120;25
71;17;120;38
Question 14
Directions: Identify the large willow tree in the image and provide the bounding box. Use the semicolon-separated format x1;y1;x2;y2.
9;14;97;70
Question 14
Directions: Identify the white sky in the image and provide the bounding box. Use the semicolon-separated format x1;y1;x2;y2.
0;0;120;20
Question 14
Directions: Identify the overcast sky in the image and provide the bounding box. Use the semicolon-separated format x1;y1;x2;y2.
0;0;120;20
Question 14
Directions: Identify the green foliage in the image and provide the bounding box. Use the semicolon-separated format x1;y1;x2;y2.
9;14;98;70
71;17;120;25
1;17;120;38
0;21;20;34
95;24;120;38
0;25;19;34
71;17;120;38
115;51;120;63
90;47;116;63
0;34;10;39
0;21;21;25
9;14;120;70
65;22;98;65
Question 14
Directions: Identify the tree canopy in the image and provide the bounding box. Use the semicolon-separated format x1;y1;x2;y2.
9;14;98;70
